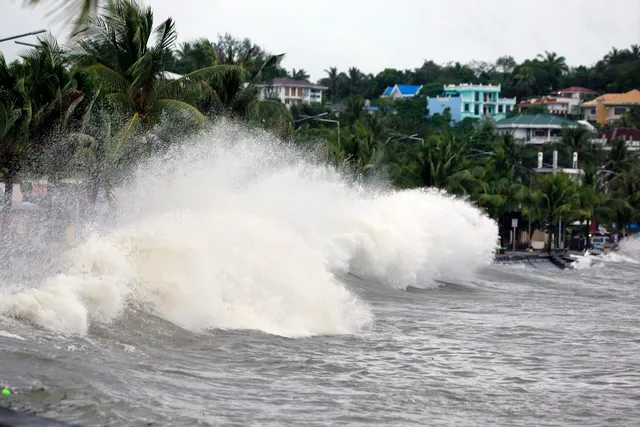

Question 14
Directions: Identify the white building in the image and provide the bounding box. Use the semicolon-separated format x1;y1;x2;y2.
495;114;581;145
519;87;597;117
259;78;327;108
518;96;579;116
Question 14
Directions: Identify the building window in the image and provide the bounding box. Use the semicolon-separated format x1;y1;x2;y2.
474;105;479;115
285;87;290;96
285;99;290;105
298;88;303;97
506;105;511;112
498;105;503;113
475;92;480;102
464;103;470;112
614;107;627;116
590;108;596;114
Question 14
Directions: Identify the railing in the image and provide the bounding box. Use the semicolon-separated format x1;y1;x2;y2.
525;136;562;145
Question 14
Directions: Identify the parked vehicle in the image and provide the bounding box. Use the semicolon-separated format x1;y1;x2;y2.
590;235;611;254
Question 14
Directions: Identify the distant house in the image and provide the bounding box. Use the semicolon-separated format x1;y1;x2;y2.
427;83;516;122
580;89;640;125
593;127;640;151
518;96;577;116
495;114;581;145
555;86;597;101
380;84;423;99
258;78;328;108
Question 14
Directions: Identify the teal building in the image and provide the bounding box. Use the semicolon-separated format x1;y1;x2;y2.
428;84;517;122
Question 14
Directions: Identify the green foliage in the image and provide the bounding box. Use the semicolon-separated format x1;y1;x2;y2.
8;0;640;243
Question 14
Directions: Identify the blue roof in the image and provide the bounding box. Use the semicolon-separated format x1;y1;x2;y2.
382;86;393;96
396;85;422;95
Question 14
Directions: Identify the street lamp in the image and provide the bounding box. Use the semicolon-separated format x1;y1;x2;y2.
0;29;46;44
295;113;340;146
465;148;495;158
14;41;39;48
386;133;424;146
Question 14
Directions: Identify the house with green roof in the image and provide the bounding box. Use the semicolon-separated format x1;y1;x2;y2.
495;114;581;145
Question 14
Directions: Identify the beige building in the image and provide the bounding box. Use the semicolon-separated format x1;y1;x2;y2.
580;89;640;125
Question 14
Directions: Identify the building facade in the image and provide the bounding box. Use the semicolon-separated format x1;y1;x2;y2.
555;86;597;101
580;89;640;125
427;83;516;122
259;78;328;107
518;96;578;116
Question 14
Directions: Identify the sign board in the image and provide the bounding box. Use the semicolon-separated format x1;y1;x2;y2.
511;218;518;228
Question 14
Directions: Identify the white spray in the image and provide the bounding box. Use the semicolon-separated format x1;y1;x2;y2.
0;124;498;337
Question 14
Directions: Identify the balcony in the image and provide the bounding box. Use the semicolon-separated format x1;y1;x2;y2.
525;136;562;145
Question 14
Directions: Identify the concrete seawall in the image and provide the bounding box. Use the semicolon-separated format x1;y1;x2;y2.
494;251;583;269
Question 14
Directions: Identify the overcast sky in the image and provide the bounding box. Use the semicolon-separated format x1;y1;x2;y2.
2;0;640;81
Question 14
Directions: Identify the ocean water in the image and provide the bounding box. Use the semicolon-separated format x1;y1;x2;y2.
1;126;639;426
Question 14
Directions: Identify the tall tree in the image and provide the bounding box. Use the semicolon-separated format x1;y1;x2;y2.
73;0;241;139
530;173;581;251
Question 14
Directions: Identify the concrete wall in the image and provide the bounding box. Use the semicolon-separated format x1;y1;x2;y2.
427;96;462;122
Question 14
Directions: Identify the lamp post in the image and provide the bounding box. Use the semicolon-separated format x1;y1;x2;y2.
295;113;340;146
14;41;39;48
0;29;46;44
386;133;424;146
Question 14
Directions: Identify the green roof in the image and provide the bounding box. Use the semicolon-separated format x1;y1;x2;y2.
496;114;577;127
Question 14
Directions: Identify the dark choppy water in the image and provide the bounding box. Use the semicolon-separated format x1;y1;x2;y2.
2;256;639;427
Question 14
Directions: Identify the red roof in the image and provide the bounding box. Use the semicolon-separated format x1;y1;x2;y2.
270;78;327;89
519;96;569;107
599;127;640;142
558;86;596;94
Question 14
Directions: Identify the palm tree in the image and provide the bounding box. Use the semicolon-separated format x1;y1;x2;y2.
604;138;632;178
347;67;362;95
536;51;568;91
195;52;285;121
290;69;310;81
530;173;581;252
607;165;640;237
72;0;241;139
323;67;339;101
249;100;293;141
173;39;218;74
28;0;100;34
419;134;470;189
577;184;600;248
514;67;536;99
557;125;603;170
0;38;82;207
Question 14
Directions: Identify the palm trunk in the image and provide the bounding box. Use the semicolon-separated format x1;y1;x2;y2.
546;216;553;253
